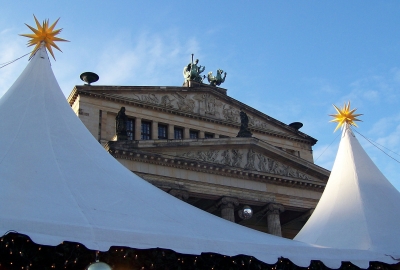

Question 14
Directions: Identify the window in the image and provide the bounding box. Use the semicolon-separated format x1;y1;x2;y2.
141;121;151;140
158;124;168;139
189;130;198;139
174;127;183;139
126;119;134;140
219;135;229;138
205;133;214;139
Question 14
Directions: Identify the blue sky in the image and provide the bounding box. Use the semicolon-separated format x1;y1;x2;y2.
1;1;400;190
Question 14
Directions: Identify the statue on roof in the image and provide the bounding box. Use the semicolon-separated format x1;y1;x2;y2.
183;54;205;84
207;69;227;86
237;109;252;138
115;107;128;140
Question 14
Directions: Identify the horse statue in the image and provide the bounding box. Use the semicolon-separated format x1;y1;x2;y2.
207;69;227;86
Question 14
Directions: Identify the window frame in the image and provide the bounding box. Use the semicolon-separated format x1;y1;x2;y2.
158;124;168;139
174;127;183;139
141;121;151;140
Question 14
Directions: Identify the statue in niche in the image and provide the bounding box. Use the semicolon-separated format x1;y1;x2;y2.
183;56;205;84
208;69;227;86
115;107;128;140
236;109;253;137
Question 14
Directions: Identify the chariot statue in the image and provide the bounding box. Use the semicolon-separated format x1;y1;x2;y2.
207;69;227;86
183;55;205;84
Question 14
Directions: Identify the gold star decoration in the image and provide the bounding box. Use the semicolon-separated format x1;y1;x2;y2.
20;15;69;60
330;101;363;132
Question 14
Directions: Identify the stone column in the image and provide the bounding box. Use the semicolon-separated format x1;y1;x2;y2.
168;124;174;139
264;203;285;237
135;118;142;140
151;121;158;140
216;197;239;222
214;134;220;138
169;189;189;201
183;127;190;139
199;131;205;139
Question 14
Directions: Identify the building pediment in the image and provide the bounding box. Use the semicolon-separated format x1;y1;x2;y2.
69;84;317;145
105;137;329;189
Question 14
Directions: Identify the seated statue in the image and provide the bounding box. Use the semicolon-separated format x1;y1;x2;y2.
237;109;252;138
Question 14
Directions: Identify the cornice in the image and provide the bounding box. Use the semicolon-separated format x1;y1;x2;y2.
107;137;330;180
105;143;327;191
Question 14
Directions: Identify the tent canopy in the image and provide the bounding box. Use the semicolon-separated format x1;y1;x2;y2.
295;126;400;259
0;46;397;269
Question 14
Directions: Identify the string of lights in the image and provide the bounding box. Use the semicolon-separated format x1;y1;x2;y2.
0;232;391;270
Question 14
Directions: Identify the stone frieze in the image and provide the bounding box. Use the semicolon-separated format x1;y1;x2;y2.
178;149;313;180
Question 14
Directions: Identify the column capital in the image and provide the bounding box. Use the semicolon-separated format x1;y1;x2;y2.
169;189;189;201
216;196;239;210
264;203;285;215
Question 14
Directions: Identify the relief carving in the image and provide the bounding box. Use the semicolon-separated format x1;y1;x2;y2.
198;151;219;162
177;149;313;181
298;172;313;180
270;160;286;176
244;149;256;170
257;153;270;172
174;93;195;112
248;115;269;130
180;150;219;162
205;94;222;115
231;149;243;167
221;149;231;166
286;166;298;178
160;95;174;108
142;93;159;104
133;93;159;104
222;104;239;122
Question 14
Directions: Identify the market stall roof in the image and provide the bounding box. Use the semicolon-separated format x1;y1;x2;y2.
0;46;397;269
295;125;400;259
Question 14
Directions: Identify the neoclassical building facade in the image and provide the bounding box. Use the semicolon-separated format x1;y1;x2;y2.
68;80;329;239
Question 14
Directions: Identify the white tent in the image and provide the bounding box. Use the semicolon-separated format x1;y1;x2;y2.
295;126;400;259
0;46;397;268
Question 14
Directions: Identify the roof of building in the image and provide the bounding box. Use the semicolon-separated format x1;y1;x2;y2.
295;126;400;258
0;45;397;268
68;84;318;146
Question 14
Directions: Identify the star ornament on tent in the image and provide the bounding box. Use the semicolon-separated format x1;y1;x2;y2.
330;101;363;132
20;15;69;60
